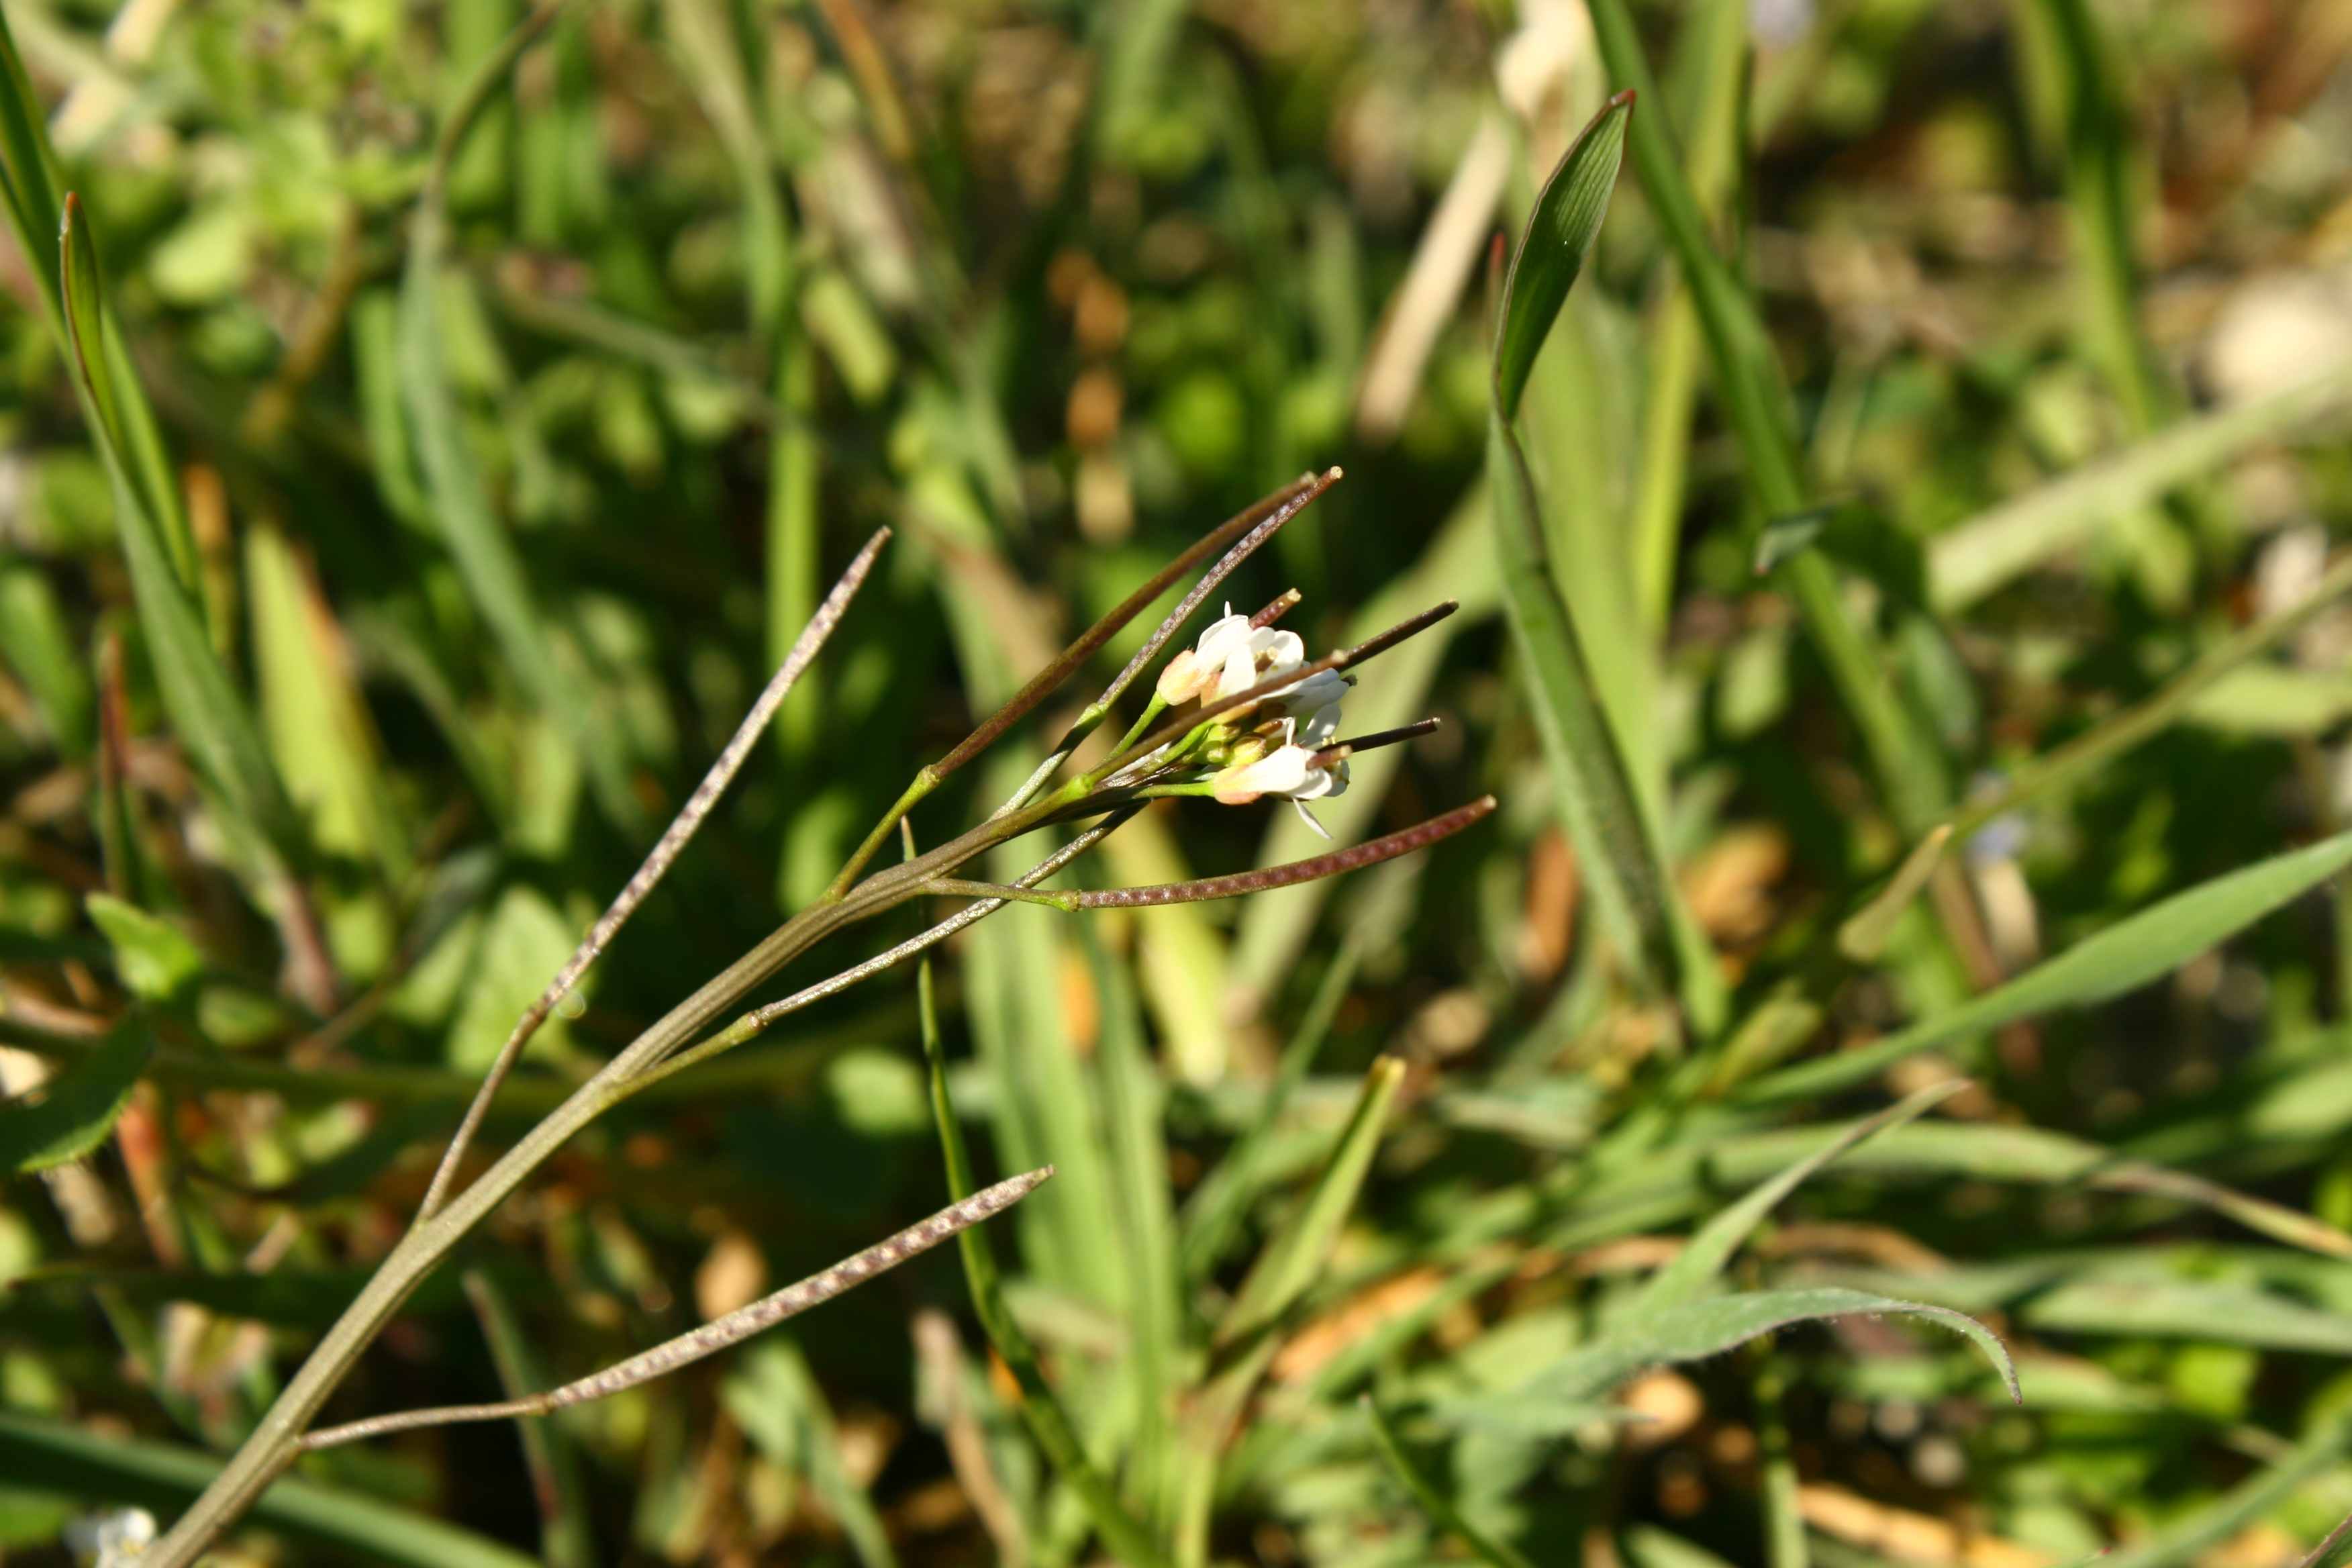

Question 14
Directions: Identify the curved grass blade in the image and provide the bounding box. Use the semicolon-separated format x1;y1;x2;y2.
1745;828;2352;1103
1493;91;1632;420
1363;1395;1536;1568
1485;91;1721;1027
1442;1287;2017;1436
58;196;301;862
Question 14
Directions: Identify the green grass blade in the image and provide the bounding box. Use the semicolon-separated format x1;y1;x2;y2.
1745;828;2352;1102
0;1410;540;1568
1491;413;1719;1024
1928;360;2352;611
56;195;301;862
1447;1287;2017;1432
1085;928;1181;1530
0;1017;152;1173
0;562;94;755
1493;92;1631;420
463;1270;598;1568
1624;1080;1965;1318
1215;1055;1404;1353
916;950;1171;1568
1584;0;1951;837
1362;1395;1536;1568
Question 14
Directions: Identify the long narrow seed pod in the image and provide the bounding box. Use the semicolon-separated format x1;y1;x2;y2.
415;529;891;1222
1073;798;1492;906
303;1168;1052;1451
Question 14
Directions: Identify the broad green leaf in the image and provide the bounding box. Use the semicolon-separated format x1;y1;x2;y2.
1622;1080;1964;1320
0;1411;538;1568
0;1020;151;1173
84;895;201;1002
1442;1287;2017;1435
1747;828;2352;1102
1492;91;1632;420
56;195;301;865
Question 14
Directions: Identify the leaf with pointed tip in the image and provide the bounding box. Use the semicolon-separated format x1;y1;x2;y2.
1437;1287;2017;1435
1493;92;1633;420
54;197;300;865
0;1019;152;1173
1623;1080;1965;1320
85;895;203;1003
1749;828;2352;1102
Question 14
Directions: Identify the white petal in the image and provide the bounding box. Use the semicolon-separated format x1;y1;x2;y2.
1212;641;1260;701
1291;799;1332;838
1296;700;1343;747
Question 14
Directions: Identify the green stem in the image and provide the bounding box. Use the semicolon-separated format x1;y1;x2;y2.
916;938;1173;1568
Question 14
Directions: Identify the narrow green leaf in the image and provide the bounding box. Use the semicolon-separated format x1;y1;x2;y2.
464;1270;597;1568
1444;1287;2017;1434
1836;824;1953;963
1927;360;2352;611
55;195;301;865
0;563;94;755
84;895;202;1003
1490;413;1717;1024
1746;829;2352;1102
917;944;1171;1568
0;1411;539;1568
1217;1055;1405;1353
0;1019;152;1173
1363;1395;1536;1568
1624;1080;1965;1319
1492;91;1632;420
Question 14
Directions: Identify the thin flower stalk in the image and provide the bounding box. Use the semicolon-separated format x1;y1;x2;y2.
301;1169;1052;1451
631;806;1143;1091
415;528;891;1222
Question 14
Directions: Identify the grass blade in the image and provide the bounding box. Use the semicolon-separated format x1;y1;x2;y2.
1363;1395;1536;1568
1493;91;1632;420
56;195;301;864
1745;829;2352;1101
916;942;1171;1568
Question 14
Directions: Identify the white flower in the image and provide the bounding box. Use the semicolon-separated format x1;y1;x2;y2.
65;1508;155;1567
1210;738;1351;836
1157;605;1308;706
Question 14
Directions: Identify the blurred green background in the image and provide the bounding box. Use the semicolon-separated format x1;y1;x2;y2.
9;0;2352;1563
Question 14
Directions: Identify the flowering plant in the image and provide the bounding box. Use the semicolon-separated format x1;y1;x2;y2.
144;468;1488;1566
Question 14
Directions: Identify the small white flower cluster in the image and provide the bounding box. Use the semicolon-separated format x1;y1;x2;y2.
64;1508;155;1567
1152;605;1351;834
